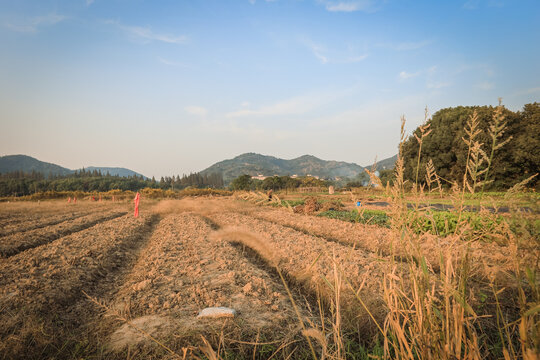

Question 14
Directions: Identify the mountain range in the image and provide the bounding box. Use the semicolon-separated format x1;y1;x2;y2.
0;155;147;178
200;152;397;183
370;154;398;171
0;153;397;183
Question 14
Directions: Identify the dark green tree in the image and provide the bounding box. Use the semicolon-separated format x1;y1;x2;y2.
230;174;253;191
401;103;538;189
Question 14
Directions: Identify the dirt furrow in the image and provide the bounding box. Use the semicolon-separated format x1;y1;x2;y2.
0;210;95;237
208;211;393;336
0;214;157;359
195;213;327;320
0;207;84;225
246;206;526;282
0;211;128;257
96;212;316;357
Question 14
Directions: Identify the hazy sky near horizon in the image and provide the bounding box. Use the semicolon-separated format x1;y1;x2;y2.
1;0;539;178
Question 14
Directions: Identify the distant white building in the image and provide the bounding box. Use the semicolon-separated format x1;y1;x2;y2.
251;174;268;180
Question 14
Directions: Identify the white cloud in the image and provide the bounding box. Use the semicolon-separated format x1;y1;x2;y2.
4;13;66;33
377;40;432;51
476;82;494;90
513;87;540;96
321;1;379;13
327;2;362;12
226;94;327;118
308;94;429;147
341;54;368;63
157;57;188;67
304;41;328;64
125;25;187;44
427;82;451;89
199;119;294;141
399;71;421;80
454;63;494;77
108;21;188;44
185;106;208;117
86;0;95;6
300;37;368;64
399;66;437;81
397;66;450;89
248;0;276;4
462;0;480;9
314;51;329;64
487;0;504;7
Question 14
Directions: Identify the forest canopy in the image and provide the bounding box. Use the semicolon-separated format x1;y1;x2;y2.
401;102;539;189
0;169;223;197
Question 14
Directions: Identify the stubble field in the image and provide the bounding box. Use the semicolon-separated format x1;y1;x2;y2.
0;196;537;359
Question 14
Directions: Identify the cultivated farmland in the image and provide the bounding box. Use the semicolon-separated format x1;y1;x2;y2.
0;196;537;359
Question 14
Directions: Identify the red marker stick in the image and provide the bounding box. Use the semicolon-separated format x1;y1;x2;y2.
134;192;140;218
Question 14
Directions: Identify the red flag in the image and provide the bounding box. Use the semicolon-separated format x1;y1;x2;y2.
134;192;140;218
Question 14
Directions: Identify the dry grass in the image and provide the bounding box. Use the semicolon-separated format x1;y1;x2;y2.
228;107;538;359
350;109;538;359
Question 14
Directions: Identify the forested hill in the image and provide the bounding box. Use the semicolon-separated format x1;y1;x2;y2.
200;153;363;183
402;102;539;189
364;154;398;171
82;167;146;179
0;155;72;176
0;155;146;178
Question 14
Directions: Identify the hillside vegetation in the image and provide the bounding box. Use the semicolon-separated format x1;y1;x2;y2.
402;102;539;189
200;153;364;183
0;155;146;178
0;155;72;177
0;169;223;197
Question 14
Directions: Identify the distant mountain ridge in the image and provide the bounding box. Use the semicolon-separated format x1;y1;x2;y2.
83;166;146;178
0;155;72;176
0;153;397;183
0;155;146;178
365;154;398;171
200;153;364;183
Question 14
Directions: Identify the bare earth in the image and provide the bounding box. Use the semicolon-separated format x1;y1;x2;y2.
0;198;532;359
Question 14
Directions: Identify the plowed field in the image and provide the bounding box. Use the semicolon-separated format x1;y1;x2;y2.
0;198;534;359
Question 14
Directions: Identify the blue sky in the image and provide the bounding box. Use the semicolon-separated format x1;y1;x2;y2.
1;0;538;178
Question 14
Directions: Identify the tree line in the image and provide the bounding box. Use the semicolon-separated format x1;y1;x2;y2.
230;175;329;191
0;170;224;197
398;102;538;190
159;172;224;190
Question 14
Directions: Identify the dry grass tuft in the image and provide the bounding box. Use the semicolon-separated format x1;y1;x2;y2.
210;228;280;267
